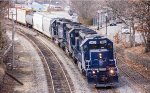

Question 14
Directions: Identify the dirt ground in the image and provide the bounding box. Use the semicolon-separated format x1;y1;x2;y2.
0;30;49;93
0;29;14;93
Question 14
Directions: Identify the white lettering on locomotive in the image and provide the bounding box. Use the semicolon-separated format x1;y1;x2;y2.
89;41;96;44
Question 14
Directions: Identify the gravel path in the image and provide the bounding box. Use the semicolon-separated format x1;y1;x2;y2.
6;31;49;93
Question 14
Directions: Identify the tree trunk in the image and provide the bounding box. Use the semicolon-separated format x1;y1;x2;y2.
141;32;147;46
145;32;150;52
130;20;136;47
0;21;2;49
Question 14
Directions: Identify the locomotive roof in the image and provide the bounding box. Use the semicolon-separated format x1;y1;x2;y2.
80;35;107;47
34;12;73;20
56;19;85;31
27;12;34;16
80;28;97;34
66;22;82;29
68;26;87;34
58;18;72;23
79;28;98;39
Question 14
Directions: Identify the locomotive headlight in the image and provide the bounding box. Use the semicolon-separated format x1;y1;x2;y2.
92;70;96;74
99;53;102;59
108;67;116;76
109;69;115;74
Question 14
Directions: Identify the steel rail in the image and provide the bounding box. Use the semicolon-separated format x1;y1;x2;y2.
39;38;73;93
16;31;55;93
117;55;148;93
17;28;73;93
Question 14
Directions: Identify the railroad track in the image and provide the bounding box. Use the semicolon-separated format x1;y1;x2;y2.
117;54;150;93
14;28;73;93
95;86;117;93
15;23;118;93
8;20;150;93
6;20;97;93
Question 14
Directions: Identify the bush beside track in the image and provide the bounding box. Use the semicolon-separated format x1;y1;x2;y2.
116;45;150;70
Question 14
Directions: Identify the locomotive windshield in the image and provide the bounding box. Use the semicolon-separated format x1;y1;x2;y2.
89;44;107;49
88;39;113;50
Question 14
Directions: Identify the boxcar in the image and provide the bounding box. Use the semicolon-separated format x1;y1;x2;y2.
26;13;34;27
8;8;17;20
33;12;44;32
17;8;32;25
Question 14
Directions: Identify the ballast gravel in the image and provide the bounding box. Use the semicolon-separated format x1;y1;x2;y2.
6;31;49;93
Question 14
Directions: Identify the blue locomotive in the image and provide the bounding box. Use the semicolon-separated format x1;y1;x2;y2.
51;18;119;87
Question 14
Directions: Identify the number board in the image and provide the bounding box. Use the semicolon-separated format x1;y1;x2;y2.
89;41;97;44
99;68;106;71
100;40;107;44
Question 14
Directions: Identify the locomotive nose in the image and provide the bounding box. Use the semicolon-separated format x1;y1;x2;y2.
90;49;110;66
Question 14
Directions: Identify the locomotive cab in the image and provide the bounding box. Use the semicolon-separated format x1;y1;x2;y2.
73;29;119;87
51;18;71;47
83;38;119;87
51;18;58;40
67;26;86;55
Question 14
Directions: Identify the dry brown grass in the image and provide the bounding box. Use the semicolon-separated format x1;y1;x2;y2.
0;1;10;50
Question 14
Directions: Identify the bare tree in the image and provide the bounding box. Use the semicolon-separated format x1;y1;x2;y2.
135;1;150;52
70;0;103;25
106;0;137;47
106;0;150;52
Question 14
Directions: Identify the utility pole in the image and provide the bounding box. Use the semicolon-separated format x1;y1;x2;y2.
12;12;16;68
11;0;16;69
49;0;51;13
97;12;100;30
100;12;102;27
97;10;100;30
106;15;107;35
105;13;108;36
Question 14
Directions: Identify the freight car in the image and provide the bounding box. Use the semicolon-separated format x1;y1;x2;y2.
26;13;34;28
28;12;77;37
8;8;17;21
8;8;32;25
